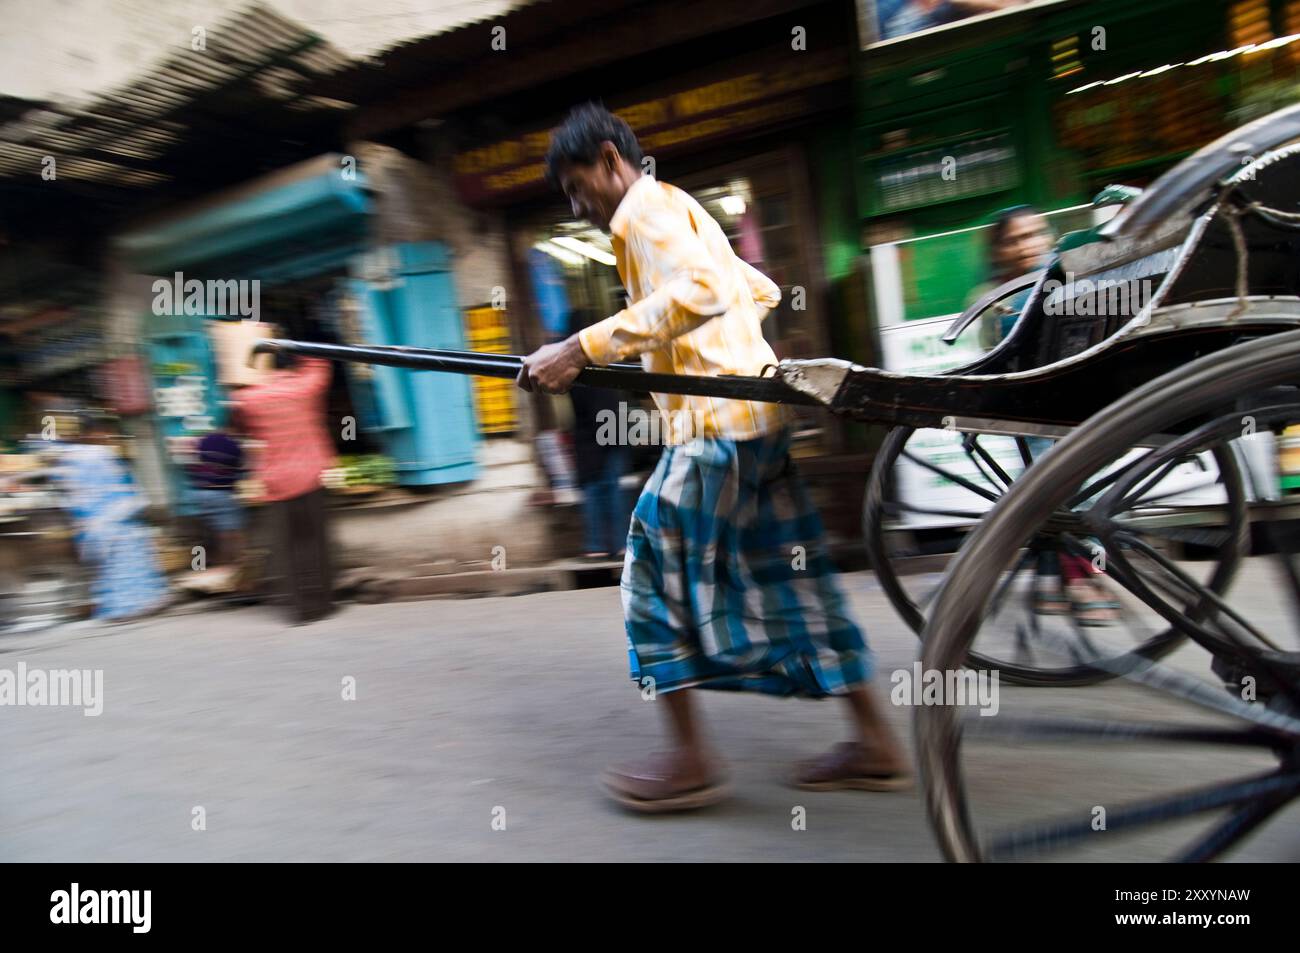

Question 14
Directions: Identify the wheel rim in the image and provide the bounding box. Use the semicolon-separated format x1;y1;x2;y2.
917;331;1300;862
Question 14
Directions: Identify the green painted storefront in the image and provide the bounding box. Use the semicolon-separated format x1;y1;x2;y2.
852;0;1262;328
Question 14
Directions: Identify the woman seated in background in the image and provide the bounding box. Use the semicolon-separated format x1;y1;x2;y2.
973;206;1120;626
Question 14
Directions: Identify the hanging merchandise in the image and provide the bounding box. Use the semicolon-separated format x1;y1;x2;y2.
464;305;517;434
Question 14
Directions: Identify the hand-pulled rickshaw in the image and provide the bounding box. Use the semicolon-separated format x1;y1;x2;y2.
260;103;1300;862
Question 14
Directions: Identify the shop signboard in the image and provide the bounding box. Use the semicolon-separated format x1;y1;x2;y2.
452;47;849;204
856;0;1071;47
1054;66;1229;177
871;134;1018;214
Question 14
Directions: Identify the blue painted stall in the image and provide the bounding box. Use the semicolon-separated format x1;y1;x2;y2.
347;243;478;485
119;155;478;504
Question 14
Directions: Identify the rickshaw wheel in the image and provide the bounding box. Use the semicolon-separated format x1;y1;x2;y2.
917;332;1300;862
864;423;1246;686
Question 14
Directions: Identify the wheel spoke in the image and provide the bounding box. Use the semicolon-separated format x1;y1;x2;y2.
1056;531;1104;566
986;770;1300;861
1009;564;1042;667
1119;474;1223;507
965;715;1288;749
1116;550;1228;631
1028;614;1300;736
967;436;1017;492
1112;530;1281;651
901;449;1001;504
1012;622;1038;666
986;549;1035;621
1098;536;1223;640
1064;623;1090;664
1173;790;1299;862
1096;541;1290;689
1066;616;1107;660
1099;411;1280;520
963;443;1009;495
1068;452;1152;509
1051;534;1154;655
1015;436;1035;469
892;501;988;521
1095;542;1300;715
1119;455;1189;510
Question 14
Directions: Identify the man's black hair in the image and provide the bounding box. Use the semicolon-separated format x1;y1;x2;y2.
989;205;1038;246
544;102;643;188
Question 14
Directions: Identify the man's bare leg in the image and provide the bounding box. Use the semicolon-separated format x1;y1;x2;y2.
842;685;909;774
660;688;713;783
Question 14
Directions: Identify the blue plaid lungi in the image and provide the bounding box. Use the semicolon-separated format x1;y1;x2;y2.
621;428;871;698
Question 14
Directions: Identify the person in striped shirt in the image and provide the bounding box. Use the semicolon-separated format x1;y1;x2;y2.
519;103;909;812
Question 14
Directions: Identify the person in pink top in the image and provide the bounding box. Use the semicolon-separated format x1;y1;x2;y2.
232;351;336;623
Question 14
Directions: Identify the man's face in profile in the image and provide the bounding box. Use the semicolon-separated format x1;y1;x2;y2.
557;143;625;231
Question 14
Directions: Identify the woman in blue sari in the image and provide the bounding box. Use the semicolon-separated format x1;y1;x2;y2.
49;415;170;621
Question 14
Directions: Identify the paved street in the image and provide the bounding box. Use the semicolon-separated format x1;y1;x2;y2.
2;570;1297;862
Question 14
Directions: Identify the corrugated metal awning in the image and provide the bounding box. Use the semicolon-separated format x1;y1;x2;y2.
0;2;354;194
308;0;819;140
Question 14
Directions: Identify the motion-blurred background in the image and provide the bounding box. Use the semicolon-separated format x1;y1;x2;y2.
0;0;1292;624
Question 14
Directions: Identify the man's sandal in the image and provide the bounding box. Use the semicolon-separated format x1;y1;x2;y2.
601;753;730;814
792;742;913;793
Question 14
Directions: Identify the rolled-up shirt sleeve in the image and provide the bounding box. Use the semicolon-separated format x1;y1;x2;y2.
740;258;781;319
579;206;734;365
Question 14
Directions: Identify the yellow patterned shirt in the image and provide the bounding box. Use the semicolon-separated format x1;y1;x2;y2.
577;175;788;444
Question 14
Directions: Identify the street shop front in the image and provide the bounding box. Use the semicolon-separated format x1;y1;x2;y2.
854;0;1295;532
117;153;481;521
0;245;158;629
857;0;1279;349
